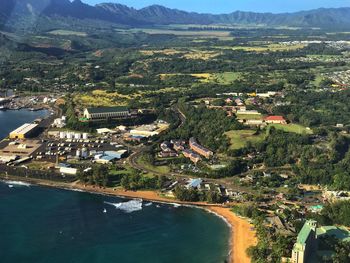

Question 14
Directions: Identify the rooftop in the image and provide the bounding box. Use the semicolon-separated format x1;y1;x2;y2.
265;116;286;121
87;106;129;114
10;123;38;135
296;220;317;245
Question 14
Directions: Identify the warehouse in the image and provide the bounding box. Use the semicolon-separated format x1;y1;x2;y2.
83;107;130;121
9;123;39;139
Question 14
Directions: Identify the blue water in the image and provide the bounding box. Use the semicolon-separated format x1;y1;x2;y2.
0;109;49;140
0;110;230;263
0;182;230;263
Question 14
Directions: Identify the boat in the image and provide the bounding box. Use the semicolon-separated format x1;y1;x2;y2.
103;208;107;213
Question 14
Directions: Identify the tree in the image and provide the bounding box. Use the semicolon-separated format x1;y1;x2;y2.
333;241;350;263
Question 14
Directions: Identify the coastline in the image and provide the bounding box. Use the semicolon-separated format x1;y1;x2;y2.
0;176;257;263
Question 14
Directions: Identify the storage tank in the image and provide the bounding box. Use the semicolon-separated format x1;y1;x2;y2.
82;133;88;140
81;148;88;158
66;132;73;139
59;132;66;139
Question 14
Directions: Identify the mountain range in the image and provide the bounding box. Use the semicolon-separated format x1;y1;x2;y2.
1;0;350;30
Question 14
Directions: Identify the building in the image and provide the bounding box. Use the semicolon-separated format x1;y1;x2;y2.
52;116;66;128
83;107;130;121
265;116;287;125
59;167;78;175
189;137;213;159
9;123;39;139
129;122;169;138
245;119;265;126
95;150;127;164
291;220;318;263
183;149;202;164
186;178;203;189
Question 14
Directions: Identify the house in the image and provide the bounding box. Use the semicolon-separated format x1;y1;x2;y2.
265;116;287;125
186;178;203;189
83;107;130;121
225;98;233;104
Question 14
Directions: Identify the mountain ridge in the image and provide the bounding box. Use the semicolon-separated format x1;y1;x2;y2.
1;0;350;30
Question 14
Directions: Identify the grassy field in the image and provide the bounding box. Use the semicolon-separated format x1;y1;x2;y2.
215;72;242;84
137;155;170;175
48;30;87;37
215;43;307;52
141;49;222;60
160;72;241;84
225;130;266;150
74;90;135;107
268;124;313;134
236;113;263;120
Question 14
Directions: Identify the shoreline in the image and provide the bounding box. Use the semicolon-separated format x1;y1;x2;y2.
1;176;257;263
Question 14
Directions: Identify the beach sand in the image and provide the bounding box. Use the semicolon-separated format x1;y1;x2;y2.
1;177;257;263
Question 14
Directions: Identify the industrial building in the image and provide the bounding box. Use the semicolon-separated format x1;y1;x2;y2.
9;123;39;139
83;107;130;121
94;150;128;164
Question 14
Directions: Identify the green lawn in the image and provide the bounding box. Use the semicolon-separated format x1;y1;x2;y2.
236;113;263;120
214;72;241;84
225;130;266;150
268;124;313;134
137;155;170;174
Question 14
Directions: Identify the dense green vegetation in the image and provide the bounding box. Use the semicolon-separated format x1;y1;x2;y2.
165;104;242;152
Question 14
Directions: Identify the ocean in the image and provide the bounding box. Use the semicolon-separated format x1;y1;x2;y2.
0;182;230;263
0;109;49;140
0;110;230;263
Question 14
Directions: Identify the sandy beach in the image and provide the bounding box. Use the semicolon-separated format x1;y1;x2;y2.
1;176;257;263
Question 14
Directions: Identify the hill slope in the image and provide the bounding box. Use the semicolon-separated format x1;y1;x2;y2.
0;0;350;30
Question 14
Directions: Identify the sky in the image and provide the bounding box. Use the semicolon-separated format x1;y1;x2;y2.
84;0;350;14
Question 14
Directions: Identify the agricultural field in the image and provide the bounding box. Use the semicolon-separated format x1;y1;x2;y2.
225;130;266;150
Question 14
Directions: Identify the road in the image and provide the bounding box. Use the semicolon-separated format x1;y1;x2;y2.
125;105;255;193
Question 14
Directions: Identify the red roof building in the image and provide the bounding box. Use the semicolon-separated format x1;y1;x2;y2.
265;116;287;125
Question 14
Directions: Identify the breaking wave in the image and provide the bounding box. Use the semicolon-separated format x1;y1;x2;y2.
2;180;31;187
104;199;143;213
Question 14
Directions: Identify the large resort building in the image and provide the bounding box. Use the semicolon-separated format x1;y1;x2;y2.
291;220;318;263
83;107;130;121
189;137;214;159
289;220;350;263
